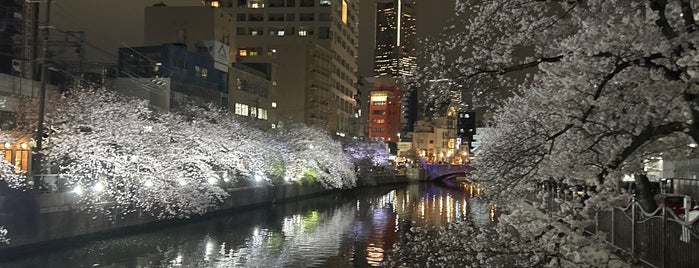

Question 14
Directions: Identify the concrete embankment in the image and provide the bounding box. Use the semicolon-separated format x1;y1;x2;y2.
0;174;412;259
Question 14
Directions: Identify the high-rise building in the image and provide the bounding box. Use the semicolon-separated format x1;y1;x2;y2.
216;0;361;136
373;0;416;78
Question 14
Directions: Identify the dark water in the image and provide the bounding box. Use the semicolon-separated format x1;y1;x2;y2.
0;182;494;268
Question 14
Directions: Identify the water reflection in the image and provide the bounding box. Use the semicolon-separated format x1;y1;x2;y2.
0;182;491;267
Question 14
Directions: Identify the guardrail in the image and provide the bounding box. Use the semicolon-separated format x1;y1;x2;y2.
530;183;699;268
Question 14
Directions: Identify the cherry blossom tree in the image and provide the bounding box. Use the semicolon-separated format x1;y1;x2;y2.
343;140;392;175
37;87;359;219
412;0;699;200
274;124;357;189
43;89;229;218
399;0;699;265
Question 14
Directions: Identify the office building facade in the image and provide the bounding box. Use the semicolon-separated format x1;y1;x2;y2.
215;0;360;135
373;0;416;77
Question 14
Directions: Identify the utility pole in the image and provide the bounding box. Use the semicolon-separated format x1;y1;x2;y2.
32;0;51;188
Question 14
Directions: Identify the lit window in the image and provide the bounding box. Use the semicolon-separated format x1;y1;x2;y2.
208;1;220;7
251;30;261;36
267;48;277;56
277;30;285;36
271;101;277;108
238;49;247;56
342;0;348;24
257;108;268;120
249;51;258;56
299;30;307;36
235;103;249;116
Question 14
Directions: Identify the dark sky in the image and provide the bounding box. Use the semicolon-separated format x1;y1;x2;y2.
358;0;457;78
50;0;457;75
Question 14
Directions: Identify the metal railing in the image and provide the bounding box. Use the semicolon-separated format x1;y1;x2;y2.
530;184;699;268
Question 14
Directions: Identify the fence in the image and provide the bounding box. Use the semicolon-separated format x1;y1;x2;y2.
532;183;699;268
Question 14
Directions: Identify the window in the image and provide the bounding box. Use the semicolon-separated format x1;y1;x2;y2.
300;0;314;7
319;27;330;39
299;30;308;36
269;0;284;7
248;13;264;21
320;0;331;6
238;49;247;56
372;110;386;115
286;0;295;7
373;128;385;133
371;119;385;124
236;27;247;35
248;0;264;8
247;47;262;56
341;0;348;24
267;48;277;56
237;0;247;7
286;13;295;21
271;101;277;108
300;13;314;21
194;65;208;78
372;101;386;106
250;27;263;36
257;108;268;120
236;13;246;21
235;103;249;116
269;13;284;21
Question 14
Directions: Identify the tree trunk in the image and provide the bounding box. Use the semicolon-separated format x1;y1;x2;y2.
634;174;658;212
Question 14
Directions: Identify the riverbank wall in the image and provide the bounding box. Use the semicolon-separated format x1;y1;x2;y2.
0;174;410;258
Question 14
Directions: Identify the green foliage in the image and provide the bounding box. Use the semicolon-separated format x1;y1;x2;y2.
298;169;319;185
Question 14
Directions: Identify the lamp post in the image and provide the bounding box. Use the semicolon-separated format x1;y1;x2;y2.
32;0;52;189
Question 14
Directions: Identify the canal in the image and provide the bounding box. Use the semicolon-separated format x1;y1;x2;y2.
0;182;494;267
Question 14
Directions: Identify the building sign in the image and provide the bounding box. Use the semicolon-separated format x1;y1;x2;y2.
195;40;230;72
397;141;412;151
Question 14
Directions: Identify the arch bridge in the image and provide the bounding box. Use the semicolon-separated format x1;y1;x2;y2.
422;163;474;181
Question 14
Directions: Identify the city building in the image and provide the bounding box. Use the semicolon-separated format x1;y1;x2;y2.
115;43;229;111
373;0;416;77
142;4;277;126
0;0;26;76
215;0;361;136
372;0;417;136
367;77;400;142
409;106;468;164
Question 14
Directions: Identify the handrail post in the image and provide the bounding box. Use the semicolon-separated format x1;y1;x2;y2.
661;204;667;268
611;207;615;245
631;198;636;259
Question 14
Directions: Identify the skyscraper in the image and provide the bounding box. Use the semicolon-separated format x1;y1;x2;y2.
373;0;416;78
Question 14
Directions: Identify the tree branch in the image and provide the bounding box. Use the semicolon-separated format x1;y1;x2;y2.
649;0;678;39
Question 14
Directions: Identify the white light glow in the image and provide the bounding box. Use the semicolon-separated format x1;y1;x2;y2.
72;185;84;195
93;181;105;192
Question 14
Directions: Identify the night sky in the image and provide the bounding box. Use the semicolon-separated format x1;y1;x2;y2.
51;0;456;76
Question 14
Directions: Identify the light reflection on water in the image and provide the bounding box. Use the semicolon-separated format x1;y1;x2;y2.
0;182;493;268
